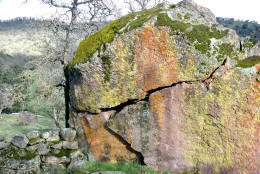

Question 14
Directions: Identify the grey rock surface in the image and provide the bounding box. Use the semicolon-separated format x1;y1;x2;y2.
62;141;78;150
27;130;39;140
0;141;9;149
47;130;60;142
60;128;77;141
38;143;50;155
51;141;63;149
67;159;87;169
11;134;29;148
26;144;39;152
0;134;5;142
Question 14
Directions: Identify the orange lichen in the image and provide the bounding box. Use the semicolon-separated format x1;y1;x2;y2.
149;91;165;131
80;114;135;162
134;26;178;92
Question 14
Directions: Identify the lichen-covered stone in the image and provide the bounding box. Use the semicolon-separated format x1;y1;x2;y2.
0;141;9;150
26;144;39;152
38;142;50;155
42;156;70;166
67;0;260;173
62;141;78;150
47;130;60;142
51;141;63;149
0;134;5;142
77;112;136;162
60;128;77;142
108;62;260;173
11;134;29;149
27;130;39;140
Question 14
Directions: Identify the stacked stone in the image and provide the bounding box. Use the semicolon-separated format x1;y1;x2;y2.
0;128;86;174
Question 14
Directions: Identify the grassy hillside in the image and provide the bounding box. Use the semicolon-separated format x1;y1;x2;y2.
217;17;260;41
0;18;50;58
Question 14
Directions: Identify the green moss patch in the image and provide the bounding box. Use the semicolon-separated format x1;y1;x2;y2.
101;55;112;81
215;43;234;62
6;146;37;160
69;5;163;68
169;4;177;9
69;8;228;68
177;13;182;19
155;13;228;55
47;149;77;158
243;40;257;48
236;56;260;68
155;13;191;32
184;13;190;20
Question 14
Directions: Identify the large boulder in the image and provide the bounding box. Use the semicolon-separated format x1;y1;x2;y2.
67;0;260;173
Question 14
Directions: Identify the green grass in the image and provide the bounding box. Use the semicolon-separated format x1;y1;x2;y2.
0;114;65;141
236;56;260;68
60;162;171;174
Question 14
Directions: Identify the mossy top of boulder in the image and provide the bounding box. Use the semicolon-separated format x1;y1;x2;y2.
68;0;229;68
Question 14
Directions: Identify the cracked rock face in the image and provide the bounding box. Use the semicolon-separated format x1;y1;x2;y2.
67;0;260;173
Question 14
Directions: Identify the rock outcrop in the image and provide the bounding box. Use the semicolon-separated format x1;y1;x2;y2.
67;0;260;173
0;129;86;173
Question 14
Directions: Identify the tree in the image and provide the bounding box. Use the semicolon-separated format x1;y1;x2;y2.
39;0;116;64
22;0;117;127
124;0;168;13
0;84;14;115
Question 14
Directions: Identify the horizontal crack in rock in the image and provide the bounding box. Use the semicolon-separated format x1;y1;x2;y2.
75;59;227;114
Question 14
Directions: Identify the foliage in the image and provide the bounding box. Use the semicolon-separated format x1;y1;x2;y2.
217;17;260;41
236;56;260;68
60;162;171;174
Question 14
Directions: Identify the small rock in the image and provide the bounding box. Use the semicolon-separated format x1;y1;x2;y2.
47;130;60;142
27;131;39;140
11;134;29;148
70;150;85;159
42;156;70;165
0;135;5;142
41;132;50;139
67;159;87;169
0;141;9;149
50;149;60;155
62;141;78;150
38;143;50;155
28;137;43;145
51;141;63;149
41;163;65;173
26;144;39;152
60;128;77;141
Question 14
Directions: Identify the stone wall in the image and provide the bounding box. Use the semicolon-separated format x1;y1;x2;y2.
0;128;86;174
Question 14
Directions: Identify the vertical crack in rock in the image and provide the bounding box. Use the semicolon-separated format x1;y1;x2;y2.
64;67;71;128
104;122;146;165
68;60;228;165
